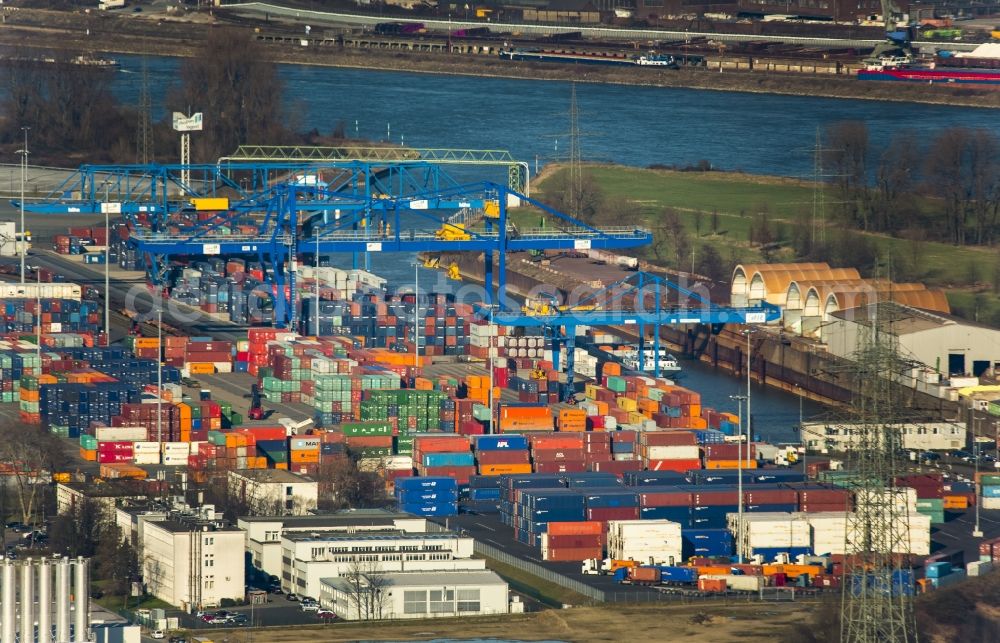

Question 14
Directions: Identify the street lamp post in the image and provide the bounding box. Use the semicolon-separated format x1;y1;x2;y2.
103;180;112;340
731;393;747;564
974;414;983;538
18;126;30;284
157;304;163;452
488;306;495;434
314;230;320;337
413;262;420;367
744;327;756;470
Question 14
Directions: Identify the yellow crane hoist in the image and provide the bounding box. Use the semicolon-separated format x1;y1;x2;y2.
434;222;471;241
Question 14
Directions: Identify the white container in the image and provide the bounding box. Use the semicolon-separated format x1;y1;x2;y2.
133;453;160;465
646;445;701;460
968;560;993;577
133;441;161;454
95;426;149;442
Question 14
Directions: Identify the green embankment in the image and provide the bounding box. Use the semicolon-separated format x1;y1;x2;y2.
518;164;1000;324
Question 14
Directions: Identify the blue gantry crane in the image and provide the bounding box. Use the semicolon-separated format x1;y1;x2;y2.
474;271;781;401
112;170;650;328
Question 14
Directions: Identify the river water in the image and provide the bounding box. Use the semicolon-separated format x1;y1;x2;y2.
111;53;922;439
114;54;1000;178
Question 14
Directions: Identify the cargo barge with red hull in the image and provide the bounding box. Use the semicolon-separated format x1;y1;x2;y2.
858;67;1000;86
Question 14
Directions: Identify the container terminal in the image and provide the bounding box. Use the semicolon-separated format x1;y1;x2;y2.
2;155;1000;635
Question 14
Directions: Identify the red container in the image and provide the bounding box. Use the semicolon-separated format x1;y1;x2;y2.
532;448;586;462
591;460;643;475
797;487;851;505
419;465;476;484
545;534;604;549
476;450;530;465
646;458;700;472
542;547;603;562
705;443;756;460
691;490;739;506
628;566;661;583
744;489;798;505
587;507;639;521
547;521;603;536
640;431;697;447
534;460;587;474
530;434;585;450
638;490;691;507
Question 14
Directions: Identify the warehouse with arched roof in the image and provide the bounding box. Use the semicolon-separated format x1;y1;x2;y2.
730;263;829;307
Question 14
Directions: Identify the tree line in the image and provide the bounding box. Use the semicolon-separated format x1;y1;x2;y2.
0;28;342;165
824;121;1000;246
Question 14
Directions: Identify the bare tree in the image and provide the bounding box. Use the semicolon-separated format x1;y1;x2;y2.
925;127;974;245
341;560;389;621
315;457;388;510
0;421;60;524
94;523;140;606
825;121;872;230
543;169;605;224
172;28;292;161
872;132;921;233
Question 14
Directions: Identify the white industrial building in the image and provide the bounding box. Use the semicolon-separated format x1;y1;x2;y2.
318;570;510;621
141;512;246;611
282;531;485;599
56;482;148;518
228;469;319;516
801;421;966;452
823;304;1000;378
238;511;430;579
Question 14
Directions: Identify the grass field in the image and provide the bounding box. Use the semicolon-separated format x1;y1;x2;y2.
524;164;1000;324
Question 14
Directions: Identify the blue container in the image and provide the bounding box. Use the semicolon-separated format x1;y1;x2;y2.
752;471;807;484
640;506;691;521
584;491;639;509
422;452;475;467
688;471;741;485
469;488;501;501
981;485;1000;498
925;562;952;579
746;503;798;513
524;507;586;523
473;435;529;451
564;473;624;489
658;566;698;583
682;529;734;558
612;567;628;581
625;471;687;486
396;476;458;491
397;502;457;517
469;475;504;489
395;489;459;503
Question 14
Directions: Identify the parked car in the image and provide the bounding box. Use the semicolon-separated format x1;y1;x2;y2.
169;637;187;643
200;614;216;624
948;450;974;463
151;631;165;640
316;609;336;620
286;593;299;601
300;602;319;612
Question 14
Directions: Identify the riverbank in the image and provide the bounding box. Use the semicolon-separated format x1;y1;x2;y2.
2;8;999;109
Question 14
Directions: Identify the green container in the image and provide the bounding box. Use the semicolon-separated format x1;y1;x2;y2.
342;421;393;437
80;435;98;449
606;376;627;393
978;474;1000;486
208;430;227;446
354;446;393;458
916;499;944;510
228;412;243;427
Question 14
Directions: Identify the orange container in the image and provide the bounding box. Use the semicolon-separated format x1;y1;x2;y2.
695;566;732;576
21;389;39;402
478;463;532;476
414;435;471;453
275;462;289;470
134;337;161;349
290;450;320;463
697;578;726;592
530;434;585;450
704;460;758;470
547;521;603;536
603;362;621;377
943;495;968;510
80;447;97;462
188;363;216;374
